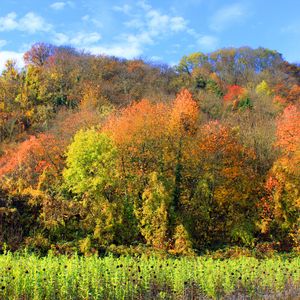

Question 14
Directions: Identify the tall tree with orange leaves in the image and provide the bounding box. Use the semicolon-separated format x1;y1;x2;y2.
101;89;200;250
259;105;300;249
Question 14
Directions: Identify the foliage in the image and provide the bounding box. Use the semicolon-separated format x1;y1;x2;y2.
0;44;299;253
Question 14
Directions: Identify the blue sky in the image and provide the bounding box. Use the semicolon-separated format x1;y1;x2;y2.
0;0;300;70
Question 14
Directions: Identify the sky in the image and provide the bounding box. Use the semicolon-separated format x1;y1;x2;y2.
0;0;300;71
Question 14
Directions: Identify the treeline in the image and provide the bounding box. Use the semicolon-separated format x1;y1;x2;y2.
0;43;299;255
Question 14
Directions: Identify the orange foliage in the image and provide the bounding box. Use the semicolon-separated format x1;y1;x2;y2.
127;60;145;73
104;89;199;144
223;85;246;102
0;134;62;180
102;89;199;181
276;105;300;153
273;95;286;106
170;89;199;135
103;99;169;146
198;121;255;180
287;84;300;103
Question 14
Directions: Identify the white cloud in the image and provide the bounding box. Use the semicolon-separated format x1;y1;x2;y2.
19;12;52;34
170;16;187;32
82;14;90;21
197;35;218;50
146;10;170;34
53;32;70;44
124;18;144;30
0;12;52;34
0;40;7;48
137;1;152;12
210;3;247;32
88;44;142;59
87;31;153;59
0;51;24;72
113;4;131;14
70;32;101;45
0;12;18;31
125;32;153;46
53;32;102;46
85;1;217;59
81;14;102;28
144;9;187;35
50;1;74;10
98;2;190;60
50;2;66;10
50;1;217;61
186;25;218;51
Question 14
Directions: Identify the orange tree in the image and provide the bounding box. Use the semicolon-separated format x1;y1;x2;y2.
259;105;300;249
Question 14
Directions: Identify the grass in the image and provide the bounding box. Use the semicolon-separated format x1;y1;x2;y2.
0;252;299;299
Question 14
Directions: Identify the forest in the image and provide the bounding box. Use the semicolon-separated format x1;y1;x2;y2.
0;43;299;256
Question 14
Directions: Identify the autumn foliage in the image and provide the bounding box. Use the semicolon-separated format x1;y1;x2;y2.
0;45;299;254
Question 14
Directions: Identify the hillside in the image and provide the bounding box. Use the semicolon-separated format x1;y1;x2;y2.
0;43;299;255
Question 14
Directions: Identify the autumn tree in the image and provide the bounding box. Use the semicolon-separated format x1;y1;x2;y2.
259;105;300;249
181;121;259;247
63;128;138;246
24;43;55;67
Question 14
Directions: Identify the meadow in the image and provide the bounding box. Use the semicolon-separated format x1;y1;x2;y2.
0;252;299;299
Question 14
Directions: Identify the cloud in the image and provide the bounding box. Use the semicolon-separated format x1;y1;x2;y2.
90;1;189;60
113;4;131;14
0;12;18;31
70;32;102;45
49;0;217;61
197;35;218;50
88;44;142;59
50;1;74;10
50;2;66;10
0;51;24;72
19;12;52;34
81;14;103;28
84;1;217;59
52;32;69;44
0;12;52;34
124;19;144;30
210;3;247;32
170;17;187;32
53;32;102;46
144;8;188;35
86;31;153;59
0;40;7;48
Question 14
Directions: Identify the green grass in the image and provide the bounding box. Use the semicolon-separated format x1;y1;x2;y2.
0;252;299;299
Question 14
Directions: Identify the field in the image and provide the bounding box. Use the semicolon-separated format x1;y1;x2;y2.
0;253;299;299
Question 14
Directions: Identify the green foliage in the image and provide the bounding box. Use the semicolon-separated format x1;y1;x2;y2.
138;173;171;249
256;80;272;96
63;129;117;196
177;52;208;75
206;78;223;97
237;97;253;110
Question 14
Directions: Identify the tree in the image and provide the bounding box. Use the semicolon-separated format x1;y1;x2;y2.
259;105;300;249
63;129;117;196
276;105;300;154
138;172;171;249
63;129;137;246
177;52;209;76
24;43;55;67
256;80;272;96
183;121;259;247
